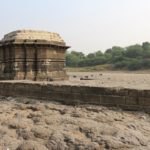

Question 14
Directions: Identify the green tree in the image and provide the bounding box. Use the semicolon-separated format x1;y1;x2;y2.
125;44;143;58
142;42;150;58
104;53;112;63
127;59;142;70
142;59;150;68
66;41;150;70
66;51;85;67
95;50;103;57
111;46;125;63
70;51;85;59
87;53;95;59
105;48;112;54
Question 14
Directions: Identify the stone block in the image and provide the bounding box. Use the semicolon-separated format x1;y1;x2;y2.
72;86;105;95
128;89;138;97
14;83;29;97
47;92;64;102
138;90;150;98
121;105;142;111
104;88;128;96
100;95;126;106
71;86;87;93
47;85;72;93
81;94;100;104
126;96;138;105
138;97;150;106
61;93;76;104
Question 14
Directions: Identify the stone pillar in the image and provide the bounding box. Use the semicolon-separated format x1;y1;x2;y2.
22;45;27;79
33;45;38;81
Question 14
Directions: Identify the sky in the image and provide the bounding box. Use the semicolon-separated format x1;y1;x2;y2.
0;0;150;54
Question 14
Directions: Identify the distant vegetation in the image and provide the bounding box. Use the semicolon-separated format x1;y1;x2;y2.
66;42;150;70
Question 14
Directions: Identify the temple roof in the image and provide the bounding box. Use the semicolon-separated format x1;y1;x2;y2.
1;30;67;46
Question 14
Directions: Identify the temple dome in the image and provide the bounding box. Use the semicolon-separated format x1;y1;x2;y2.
2;29;65;44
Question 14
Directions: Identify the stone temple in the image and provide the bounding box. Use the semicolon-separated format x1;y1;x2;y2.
0;30;70;81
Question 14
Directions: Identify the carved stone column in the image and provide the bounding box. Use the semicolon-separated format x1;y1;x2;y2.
22;44;27;79
33;44;38;81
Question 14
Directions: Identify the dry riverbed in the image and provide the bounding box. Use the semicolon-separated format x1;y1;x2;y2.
0;97;150;150
56;72;150;90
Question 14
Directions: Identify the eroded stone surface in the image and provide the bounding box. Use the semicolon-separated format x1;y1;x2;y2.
0;97;150;150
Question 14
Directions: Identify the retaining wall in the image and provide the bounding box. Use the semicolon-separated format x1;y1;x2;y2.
0;81;150;111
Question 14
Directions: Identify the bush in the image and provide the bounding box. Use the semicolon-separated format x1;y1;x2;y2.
127;59;142;70
125;45;143;58
114;60;129;69
142;59;150;68
78;56;106;67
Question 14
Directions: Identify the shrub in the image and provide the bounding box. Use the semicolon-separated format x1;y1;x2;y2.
127;59;142;70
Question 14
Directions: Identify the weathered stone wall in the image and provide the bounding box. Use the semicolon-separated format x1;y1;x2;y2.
0;44;68;81
0;81;150;111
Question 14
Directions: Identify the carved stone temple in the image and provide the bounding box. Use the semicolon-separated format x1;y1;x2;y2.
0;30;70;81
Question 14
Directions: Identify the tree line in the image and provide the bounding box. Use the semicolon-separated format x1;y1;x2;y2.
66;42;150;70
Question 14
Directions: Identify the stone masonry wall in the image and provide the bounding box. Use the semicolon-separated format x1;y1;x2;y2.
0;81;150;111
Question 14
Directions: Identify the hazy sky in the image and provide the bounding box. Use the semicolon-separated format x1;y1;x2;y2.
0;0;150;54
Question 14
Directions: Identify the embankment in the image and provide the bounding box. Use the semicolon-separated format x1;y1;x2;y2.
0;81;150;111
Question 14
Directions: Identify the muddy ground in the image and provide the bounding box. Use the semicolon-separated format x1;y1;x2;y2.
0;97;150;150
